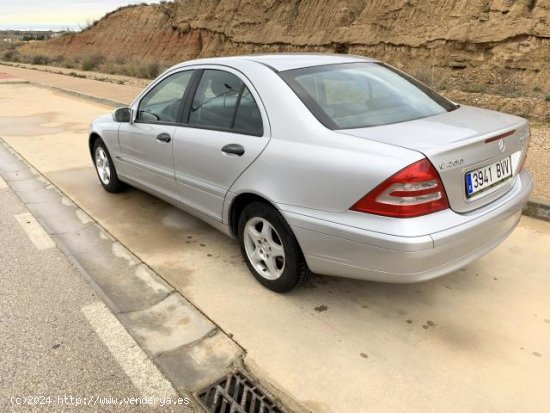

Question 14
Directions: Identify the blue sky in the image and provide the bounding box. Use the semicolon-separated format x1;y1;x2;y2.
0;0;162;31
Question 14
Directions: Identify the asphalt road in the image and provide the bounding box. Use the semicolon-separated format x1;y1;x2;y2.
0;182;188;412
0;78;549;413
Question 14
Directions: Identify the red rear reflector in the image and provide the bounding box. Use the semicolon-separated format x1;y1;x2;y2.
351;159;449;218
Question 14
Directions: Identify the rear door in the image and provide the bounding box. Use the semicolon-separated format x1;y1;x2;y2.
173;68;270;221
118;70;194;202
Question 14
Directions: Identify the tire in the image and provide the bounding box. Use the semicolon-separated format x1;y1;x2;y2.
238;202;311;292
93;139;125;193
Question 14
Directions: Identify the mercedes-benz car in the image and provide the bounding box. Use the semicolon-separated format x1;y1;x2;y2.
89;54;532;292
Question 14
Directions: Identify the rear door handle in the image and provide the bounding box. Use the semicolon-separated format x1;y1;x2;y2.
221;144;245;156
156;133;172;143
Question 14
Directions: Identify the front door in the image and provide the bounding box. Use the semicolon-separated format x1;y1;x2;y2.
118;70;194;202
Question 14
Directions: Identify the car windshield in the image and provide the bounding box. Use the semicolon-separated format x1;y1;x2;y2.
280;62;457;129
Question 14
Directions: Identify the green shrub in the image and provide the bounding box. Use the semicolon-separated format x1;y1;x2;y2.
139;62;162;79
80;54;105;71
61;59;76;69
2;49;20;62
118;60;165;79
113;57;127;65
50;55;65;64
68;72;86;79
31;54;50;65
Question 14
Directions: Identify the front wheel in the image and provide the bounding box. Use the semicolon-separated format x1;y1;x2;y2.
93;139;125;193
238;202;311;292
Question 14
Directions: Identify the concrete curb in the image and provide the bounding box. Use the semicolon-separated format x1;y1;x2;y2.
29;81;128;107
0;80;30;85
523;199;550;222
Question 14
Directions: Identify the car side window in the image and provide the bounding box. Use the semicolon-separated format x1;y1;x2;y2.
189;70;263;136
138;71;193;124
233;87;263;136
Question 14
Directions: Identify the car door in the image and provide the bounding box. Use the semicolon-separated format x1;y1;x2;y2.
173;68;270;221
118;70;194;202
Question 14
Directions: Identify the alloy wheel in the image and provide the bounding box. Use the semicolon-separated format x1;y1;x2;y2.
243;217;286;280
95;147;111;185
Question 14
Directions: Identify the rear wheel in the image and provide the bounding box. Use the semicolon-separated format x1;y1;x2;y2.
93;139;125;193
238;202;311;292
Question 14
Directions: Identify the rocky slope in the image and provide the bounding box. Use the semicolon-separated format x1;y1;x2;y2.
20;0;550;93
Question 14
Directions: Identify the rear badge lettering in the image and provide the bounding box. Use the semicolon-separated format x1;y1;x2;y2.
439;159;464;170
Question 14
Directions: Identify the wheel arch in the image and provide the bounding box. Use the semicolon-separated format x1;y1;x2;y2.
228;192;307;253
229;193;274;237
88;132;102;159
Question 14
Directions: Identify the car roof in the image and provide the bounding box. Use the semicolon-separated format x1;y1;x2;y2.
173;53;378;72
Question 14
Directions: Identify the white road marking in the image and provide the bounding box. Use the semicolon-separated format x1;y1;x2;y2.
81;302;177;399
0;176;7;190
14;212;55;250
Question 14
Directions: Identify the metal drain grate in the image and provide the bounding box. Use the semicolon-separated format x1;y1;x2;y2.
198;371;283;413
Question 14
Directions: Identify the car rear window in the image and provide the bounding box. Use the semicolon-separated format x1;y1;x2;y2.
280;63;457;130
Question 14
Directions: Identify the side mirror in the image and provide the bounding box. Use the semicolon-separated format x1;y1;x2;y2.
113;107;133;123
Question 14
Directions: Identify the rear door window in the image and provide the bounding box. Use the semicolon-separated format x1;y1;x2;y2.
233;87;263;136
188;70;263;136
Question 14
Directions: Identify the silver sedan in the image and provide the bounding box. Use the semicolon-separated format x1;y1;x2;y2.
89;54;532;292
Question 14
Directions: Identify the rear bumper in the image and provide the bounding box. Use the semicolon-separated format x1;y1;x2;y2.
281;170;533;282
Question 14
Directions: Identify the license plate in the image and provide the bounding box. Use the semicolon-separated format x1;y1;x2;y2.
465;156;512;198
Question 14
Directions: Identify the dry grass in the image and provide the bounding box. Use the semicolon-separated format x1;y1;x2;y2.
1;50;167;80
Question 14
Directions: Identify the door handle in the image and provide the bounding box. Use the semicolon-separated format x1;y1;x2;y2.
221;144;245;156
156;133;172;143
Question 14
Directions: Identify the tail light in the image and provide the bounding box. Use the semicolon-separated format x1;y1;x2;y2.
351;159;449;218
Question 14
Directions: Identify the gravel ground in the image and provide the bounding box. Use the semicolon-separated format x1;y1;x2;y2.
528;124;550;202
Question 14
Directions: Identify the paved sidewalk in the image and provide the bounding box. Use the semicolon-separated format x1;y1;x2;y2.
0;64;140;105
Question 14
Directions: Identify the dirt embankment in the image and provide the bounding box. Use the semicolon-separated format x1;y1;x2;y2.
18;0;549;94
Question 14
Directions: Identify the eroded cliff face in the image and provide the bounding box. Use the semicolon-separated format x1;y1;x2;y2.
21;0;549;91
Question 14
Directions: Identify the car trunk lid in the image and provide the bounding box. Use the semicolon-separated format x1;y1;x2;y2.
339;105;530;213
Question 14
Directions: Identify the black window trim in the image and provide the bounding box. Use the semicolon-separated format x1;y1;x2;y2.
230;84;246;130
180;69;204;125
